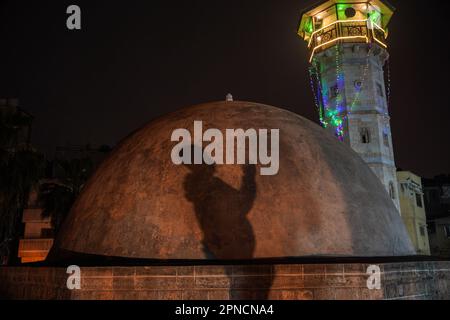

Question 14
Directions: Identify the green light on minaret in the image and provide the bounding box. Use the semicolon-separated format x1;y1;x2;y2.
368;10;382;24
305;17;314;34
297;0;402;212
298;0;395;61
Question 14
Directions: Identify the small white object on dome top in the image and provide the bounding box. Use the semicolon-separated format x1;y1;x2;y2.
226;93;233;102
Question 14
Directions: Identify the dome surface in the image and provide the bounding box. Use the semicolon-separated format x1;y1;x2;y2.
56;101;415;259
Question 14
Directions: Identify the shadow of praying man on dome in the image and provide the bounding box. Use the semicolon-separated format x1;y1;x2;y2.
183;144;273;299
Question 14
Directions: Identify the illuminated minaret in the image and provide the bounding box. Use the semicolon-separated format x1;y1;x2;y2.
298;0;401;212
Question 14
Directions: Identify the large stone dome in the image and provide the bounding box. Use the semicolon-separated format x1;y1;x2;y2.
55;101;415;259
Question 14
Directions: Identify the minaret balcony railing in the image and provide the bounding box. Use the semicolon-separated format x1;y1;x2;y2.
308;19;387;62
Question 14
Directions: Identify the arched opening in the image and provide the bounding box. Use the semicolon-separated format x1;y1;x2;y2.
361;128;370;144
383;132;390;147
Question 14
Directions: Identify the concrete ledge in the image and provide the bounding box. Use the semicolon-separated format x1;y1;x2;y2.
0;261;449;300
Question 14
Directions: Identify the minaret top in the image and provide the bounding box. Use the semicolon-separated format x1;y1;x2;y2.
298;0;395;62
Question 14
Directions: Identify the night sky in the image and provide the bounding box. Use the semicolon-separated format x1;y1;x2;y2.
0;0;449;178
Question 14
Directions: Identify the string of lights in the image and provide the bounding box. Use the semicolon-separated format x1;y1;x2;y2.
331;44;345;141
349;44;373;114
386;57;391;108
309;58;326;127
308;44;374;142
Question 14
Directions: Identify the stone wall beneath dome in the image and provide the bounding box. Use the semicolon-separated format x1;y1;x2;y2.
1;261;449;300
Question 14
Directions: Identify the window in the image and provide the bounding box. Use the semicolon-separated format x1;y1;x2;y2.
444;225;450;239
400;183;406;193
354;80;363;90
361;128;370;144
330;84;339;99
345;7;356;18
416;193;423;208
419;226;426;237
389;182;396;200
383;132;389;147
314;19;323;30
376;82;384;97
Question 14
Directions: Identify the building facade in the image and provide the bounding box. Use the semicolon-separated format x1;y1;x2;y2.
397;171;430;255
0;98;36;265
18;185;54;264
423;175;450;258
298;0;401;212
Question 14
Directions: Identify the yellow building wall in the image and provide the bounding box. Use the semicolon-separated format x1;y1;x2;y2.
397;171;431;255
